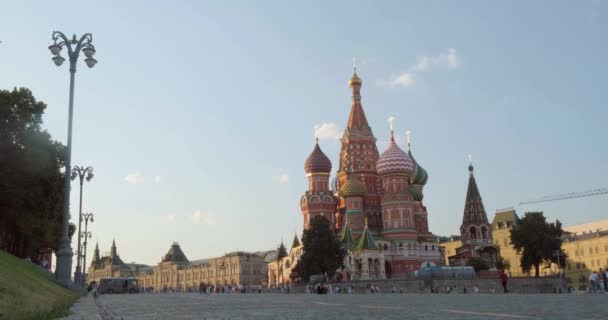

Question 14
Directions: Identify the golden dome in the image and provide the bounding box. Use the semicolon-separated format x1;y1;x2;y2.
349;69;362;87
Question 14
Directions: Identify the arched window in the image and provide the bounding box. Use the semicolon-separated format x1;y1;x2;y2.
469;226;477;239
398;243;404;250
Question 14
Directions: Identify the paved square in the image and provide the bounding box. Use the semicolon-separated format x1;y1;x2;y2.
98;293;607;320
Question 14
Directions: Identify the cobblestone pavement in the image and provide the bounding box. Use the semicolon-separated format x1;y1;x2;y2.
98;293;607;320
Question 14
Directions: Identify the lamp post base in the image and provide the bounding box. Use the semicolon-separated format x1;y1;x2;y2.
73;269;83;287
55;241;74;287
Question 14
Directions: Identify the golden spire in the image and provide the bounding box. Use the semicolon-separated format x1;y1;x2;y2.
349;61;362;87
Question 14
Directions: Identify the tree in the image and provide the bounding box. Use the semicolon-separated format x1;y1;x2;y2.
466;257;490;272
0;88;66;259
291;216;345;283
495;256;511;271
510;212;565;277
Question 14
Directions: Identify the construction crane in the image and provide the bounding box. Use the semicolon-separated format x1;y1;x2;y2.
519;187;608;205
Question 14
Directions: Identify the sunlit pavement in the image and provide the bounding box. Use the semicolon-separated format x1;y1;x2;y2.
98;293;607;320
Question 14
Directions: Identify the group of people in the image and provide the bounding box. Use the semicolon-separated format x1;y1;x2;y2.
588;269;608;294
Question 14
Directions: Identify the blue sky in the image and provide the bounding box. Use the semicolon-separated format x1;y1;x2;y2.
1;1;607;266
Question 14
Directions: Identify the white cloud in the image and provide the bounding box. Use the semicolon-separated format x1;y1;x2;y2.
315;122;342;140
154;176;161;184
125;172;145;185
167;214;176;222
191;210;217;226
413;48;461;71
383;48;461;88
385;72;415;88
275;174;289;184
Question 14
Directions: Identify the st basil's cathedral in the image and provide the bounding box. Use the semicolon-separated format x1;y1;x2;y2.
267;70;442;287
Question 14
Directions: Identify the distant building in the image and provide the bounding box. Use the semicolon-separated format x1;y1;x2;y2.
555;222;608;289
490;208;528;277
563;220;608;235
87;240;147;285
137;242;274;292
444;163;499;267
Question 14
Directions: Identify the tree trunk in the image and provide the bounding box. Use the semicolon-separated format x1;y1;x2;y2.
534;263;540;278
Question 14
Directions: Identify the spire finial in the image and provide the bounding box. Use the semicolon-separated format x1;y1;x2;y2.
468;154;474;173
364;216;369;228
353;57;357;73
314;124;319;144
406;130;411;151
387;116;395;142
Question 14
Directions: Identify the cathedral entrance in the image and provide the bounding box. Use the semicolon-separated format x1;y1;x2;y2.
384;261;392;279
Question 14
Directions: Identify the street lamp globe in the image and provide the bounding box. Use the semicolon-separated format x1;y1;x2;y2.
86;171;94;182
82;47;96;58
48;44;62;55
85;58;97;68
52;55;65;66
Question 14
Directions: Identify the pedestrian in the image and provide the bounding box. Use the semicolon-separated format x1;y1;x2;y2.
500;269;509;293
474;285;479;293
589;271;598;293
601;268;608;293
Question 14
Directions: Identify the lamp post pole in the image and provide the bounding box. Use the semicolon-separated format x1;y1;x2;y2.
553;249;564;293
81;212;94;285
48;31;97;287
71;166;94;286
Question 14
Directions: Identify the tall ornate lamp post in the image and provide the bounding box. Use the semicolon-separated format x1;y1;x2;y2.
48;31;97;286
71;166;94;286
81;212;94;285
553;249;565;293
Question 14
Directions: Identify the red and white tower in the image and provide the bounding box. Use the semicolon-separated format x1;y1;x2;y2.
336;69;382;231
300;138;337;230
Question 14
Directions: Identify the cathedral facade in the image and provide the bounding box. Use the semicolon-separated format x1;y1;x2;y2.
269;70;442;286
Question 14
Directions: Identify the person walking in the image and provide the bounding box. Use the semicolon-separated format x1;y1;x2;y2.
589;271;598;293
500;269;509;293
601;268;608;293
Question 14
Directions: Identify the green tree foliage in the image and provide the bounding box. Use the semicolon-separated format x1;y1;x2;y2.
466;256;490;272
495;256;511;271
510;211;566;277
291;216;345;283
0;88;66;260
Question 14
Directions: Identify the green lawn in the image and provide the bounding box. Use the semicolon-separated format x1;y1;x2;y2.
0;250;80;320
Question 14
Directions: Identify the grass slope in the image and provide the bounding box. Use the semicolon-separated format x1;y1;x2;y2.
0;250;80;320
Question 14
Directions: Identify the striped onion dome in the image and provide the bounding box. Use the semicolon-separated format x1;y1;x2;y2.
376;132;414;176
304;141;332;173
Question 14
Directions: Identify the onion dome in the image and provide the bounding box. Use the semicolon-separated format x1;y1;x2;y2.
409;185;424;201
304;140;332;173
377;132;414;176
339;176;367;198
408;148;428;185
349;69;362;87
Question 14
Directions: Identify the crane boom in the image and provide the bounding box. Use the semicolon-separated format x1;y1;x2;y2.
519;188;608;205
